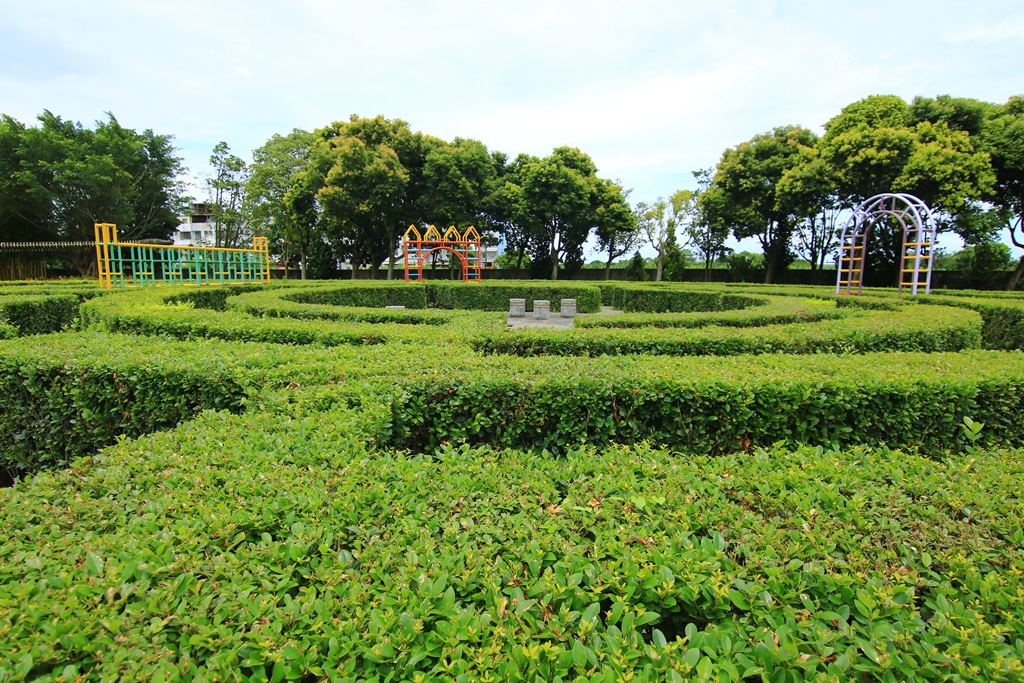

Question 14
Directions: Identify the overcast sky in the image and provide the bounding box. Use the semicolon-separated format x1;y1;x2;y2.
2;0;1023;256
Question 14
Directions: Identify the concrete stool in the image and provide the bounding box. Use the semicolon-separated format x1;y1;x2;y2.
509;298;526;317
560;298;577;318
533;300;550;320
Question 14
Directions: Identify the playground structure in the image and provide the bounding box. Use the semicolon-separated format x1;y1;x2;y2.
836;193;936;296
403;225;482;282
94;223;271;289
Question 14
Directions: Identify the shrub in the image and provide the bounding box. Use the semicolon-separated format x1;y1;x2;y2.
477;304;982;357
390;350;1024;455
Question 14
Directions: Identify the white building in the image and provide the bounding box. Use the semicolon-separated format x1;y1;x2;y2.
173;203;219;247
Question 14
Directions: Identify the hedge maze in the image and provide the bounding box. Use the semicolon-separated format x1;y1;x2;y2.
2;279;1024;682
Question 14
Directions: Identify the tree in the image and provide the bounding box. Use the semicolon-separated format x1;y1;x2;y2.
517;147;605;280
594;183;638;279
687;169;731;280
247;129;315;278
626;251;648;281
298;116;427;279
661;227;689;281
953;240;1012;289
207;142;248;248
312;136;408;279
777;145;841;271
707;126;816;283
820;95;996;283
485;154;535;270
421;137;498;229
0;111;185;273
981;96;1024;290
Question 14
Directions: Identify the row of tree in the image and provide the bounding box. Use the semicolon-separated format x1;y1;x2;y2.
651;94;1024;289
242;116;633;280
2;95;1022;288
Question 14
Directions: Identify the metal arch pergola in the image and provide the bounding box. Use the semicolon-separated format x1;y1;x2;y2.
835;193;937;296
402;224;483;283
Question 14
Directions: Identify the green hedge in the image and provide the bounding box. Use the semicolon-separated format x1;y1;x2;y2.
227;289;454;325
426;281;602;313
0;334;265;477
285;283;429;309
2;406;1023;681
577;295;844;329
476;304;982;357
922;295;1024;350
0;329;493;478
595;284;755;313
0;294;84;335
78;289;396;347
390;350;1024;455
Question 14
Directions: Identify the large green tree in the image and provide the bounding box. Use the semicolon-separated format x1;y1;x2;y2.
207;142;248;248
820;95;995;283
687;169;731;280
0;111;184;272
513;147;629;280
594;184;638;280
312;136;408;279
776;145;841;271
420;138;498;230
707;126;816;283
247;129;315;278
305;116;435;279
981;95;1024;290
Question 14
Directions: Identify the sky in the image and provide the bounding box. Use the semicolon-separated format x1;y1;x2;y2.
2;0;1023;259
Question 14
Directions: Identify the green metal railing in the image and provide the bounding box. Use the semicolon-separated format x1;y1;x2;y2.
94;223;270;288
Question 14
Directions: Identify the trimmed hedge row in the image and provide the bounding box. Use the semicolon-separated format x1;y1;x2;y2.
479;304;982;357
228;289;454;325
390;350;1024;455
424;281;602;313
283;281;603;313
0;334;266;477
285;282;430;309
78;289;398;347
595;284;761;313
922;294;1024;351
0;329;492;478
0;294;87;336
2;406;1023;681
576;295;845;329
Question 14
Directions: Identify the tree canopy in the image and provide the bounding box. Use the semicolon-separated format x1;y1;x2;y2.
0;111;184;251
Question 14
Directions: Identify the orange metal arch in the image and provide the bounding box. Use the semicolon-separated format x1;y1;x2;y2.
402;224;482;283
414;245;471;282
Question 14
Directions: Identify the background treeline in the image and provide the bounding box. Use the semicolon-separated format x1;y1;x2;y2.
660;94;1024;290
2;94;1022;288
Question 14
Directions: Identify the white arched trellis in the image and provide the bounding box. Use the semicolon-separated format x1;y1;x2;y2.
835;193;937;296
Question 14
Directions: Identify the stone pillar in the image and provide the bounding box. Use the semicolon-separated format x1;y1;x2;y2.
533;299;550;320
560;298;577;318
509;298;526;317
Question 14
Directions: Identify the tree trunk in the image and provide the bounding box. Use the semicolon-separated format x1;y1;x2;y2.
387;225;397;280
604;235;615;280
1007;255;1024;291
763;249;776;284
300;251;307;280
655;250;663;282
